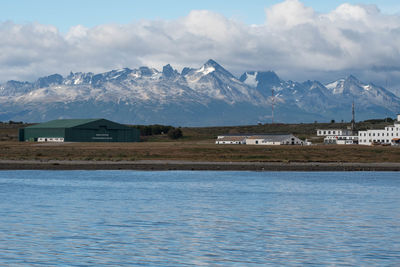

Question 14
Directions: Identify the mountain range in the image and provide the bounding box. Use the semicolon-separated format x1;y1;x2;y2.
1;59;399;126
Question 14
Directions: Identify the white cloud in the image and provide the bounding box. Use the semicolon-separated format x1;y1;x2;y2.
266;0;315;28
1;0;400;92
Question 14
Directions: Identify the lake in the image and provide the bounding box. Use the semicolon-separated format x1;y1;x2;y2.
0;171;399;266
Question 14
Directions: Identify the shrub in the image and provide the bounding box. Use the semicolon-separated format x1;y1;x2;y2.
168;128;183;139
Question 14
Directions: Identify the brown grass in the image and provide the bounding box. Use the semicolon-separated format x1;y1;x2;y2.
1;141;399;163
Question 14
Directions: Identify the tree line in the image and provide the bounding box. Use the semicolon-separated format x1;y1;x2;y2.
132;124;183;139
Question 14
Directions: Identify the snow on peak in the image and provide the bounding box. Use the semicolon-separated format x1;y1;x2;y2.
242;72;258;87
196;65;215;75
325;79;344;90
363;85;371;91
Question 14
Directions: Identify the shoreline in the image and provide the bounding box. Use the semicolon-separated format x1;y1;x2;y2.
1;160;400;171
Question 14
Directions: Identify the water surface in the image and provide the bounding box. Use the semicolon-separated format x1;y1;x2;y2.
0;171;399;266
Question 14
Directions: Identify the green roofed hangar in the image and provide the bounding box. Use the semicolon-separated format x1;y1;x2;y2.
19;119;140;142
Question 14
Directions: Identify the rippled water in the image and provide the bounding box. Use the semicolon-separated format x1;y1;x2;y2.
0;171;400;266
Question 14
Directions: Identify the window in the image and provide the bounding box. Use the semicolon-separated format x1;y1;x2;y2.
333;131;336;134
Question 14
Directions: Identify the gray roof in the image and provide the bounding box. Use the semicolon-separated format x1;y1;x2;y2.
247;134;295;142
217;136;247;142
220;133;291;137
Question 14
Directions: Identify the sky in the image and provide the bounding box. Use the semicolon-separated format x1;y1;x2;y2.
1;0;400;92
3;0;400;32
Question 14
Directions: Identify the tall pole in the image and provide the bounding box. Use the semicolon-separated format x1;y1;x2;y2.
271;87;274;124
351;100;355;131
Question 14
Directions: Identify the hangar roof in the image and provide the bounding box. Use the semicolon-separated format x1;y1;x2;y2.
26;119;101;129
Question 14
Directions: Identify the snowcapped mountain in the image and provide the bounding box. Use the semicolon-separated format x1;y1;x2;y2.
239;71;400;122
325;75;400;109
1;60;399;125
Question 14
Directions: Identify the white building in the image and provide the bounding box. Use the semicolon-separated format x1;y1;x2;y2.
215;135;247;145
38;137;64;142
216;134;305;145
317;129;353;137
358;115;400;146
246;134;305;146
317;128;357;145
324;135;358;145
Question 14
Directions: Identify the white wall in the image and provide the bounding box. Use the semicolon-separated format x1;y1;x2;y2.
38;137;64;142
317;129;352;136
358;126;400;146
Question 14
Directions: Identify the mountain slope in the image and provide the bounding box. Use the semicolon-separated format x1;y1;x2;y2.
0;60;399;125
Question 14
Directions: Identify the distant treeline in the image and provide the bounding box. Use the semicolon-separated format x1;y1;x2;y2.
131;124;183;139
362;118;394;123
0;120;24;124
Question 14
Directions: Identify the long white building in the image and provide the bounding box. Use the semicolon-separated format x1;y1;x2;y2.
358;115;400;146
215;134;306;145
246;134;304;146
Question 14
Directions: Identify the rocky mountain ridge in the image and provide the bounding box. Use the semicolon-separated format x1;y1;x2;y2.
1;59;399;126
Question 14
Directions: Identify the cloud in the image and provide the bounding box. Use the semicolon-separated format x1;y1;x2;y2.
266;0;315;28
1;0;400;92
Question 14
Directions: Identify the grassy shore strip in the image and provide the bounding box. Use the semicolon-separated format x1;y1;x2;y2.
1;160;400;171
1;141;400;163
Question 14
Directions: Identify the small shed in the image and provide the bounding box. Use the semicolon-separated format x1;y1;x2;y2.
20;118;140;142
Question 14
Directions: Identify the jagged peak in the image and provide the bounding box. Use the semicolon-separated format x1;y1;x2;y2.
181;67;195;76
204;59;221;68
309;81;327;91
136;66;159;76
162;64;178;78
345;74;360;83
257;71;281;81
303;80;323;87
194;59;234;78
240;71;280;81
67;71;94;77
35;74;64;88
202;59;230;73
6;80;30;86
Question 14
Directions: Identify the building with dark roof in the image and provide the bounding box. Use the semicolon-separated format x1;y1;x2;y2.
19;119;140;142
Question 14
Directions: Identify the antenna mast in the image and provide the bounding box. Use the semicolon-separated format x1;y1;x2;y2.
351;100;355;131
271;87;275;124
